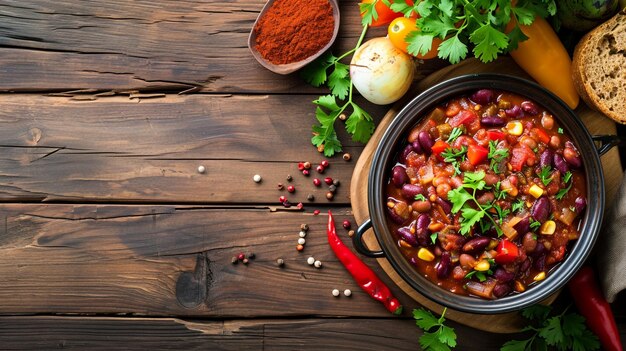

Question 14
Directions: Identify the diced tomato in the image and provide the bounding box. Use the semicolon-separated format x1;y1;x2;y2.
452;135;477;149
487;130;506;141
431;140;449;160
448;110;477;128
532;128;550;144
510;145;535;172
467;144;489;166
495;239;519;264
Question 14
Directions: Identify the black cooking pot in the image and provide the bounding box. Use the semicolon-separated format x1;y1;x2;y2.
353;74;619;314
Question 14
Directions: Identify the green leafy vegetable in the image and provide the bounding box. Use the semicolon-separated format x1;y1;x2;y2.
530;219;541;230
414;308;457;351
396;0;557;64
441;146;467;176
558;127;564;135
539;166;552;186
447;127;463;143
512;198;525;213
301;26;375;156
415;194;427;201
501;305;600;351
556;171;573;200
447;171;503;235
488;141;509;174
430;232;438;244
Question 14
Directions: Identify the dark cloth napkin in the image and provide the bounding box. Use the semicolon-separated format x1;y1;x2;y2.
598;171;626;302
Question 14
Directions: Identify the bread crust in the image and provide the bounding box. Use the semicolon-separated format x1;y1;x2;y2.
571;9;626;123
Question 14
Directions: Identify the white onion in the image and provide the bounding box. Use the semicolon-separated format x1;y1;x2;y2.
350;37;415;105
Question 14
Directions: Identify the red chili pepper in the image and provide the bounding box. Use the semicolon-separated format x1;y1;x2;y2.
494;239;519;264
327;211;403;314
567;266;623;351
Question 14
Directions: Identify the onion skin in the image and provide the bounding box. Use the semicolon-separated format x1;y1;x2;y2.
350;37;415;105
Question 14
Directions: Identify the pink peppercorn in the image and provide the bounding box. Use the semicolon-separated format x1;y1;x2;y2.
313;178;321;186
287;185;295;193
321;160;329;168
297;162;305;171
342;220;351;230
324;177;333;185
316;165;324;173
313;210;320;215
302;169;310;176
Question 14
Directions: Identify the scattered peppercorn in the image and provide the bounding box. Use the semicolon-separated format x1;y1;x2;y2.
248;253;256;260
342;153;351;161
343;289;352;297
307;257;315;265
332;289;340;297
303;161;311;169
276;258;285;267
297;202;304;210
277;183;284;190
297;162;305;171
348;230;355;238
299;231;307;238
253;174;262;183
317;145;324;153
314;260;322;268
296;244;304;251
302;169;310;176
324;177;333;185
300;223;309;231
237;253;245;261
231;256;238;264
326;191;334;200
313;178;322;187
316;165;325;173
313;210;320;215
286;174;293;182
283;200;291;208
321;160;329;168
197;165;206;174
287;185;295;193
307;194;315;201
298;237;306;245
242;258;249;265
339;113;347;121
329;184;337;193
343;220;351;230
332;179;340;187
279;195;287;203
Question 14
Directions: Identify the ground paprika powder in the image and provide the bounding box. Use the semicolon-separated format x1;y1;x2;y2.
254;0;334;65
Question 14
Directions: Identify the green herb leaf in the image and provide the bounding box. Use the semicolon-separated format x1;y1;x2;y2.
539;316;565;346
438;325;457;348
460;207;485;235
539;166;552;186
522;304;551;321
300;52;336;87
437;35;468;64
512;198;525;213
328;62;350;100
558;127;564;134
346;103;375;143
469;24;509;63
447;127;463;143
406;31;435;57
414;308;456;351
413;308;440;330
359;0;378;26
415;194;427;201
563;171;572;184
448;187;473;213
501;338;531;351
430;232;438;244
530;219;541;230
488;140;509;174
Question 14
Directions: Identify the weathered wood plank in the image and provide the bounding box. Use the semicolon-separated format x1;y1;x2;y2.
0;94;386;203
0;204;425;317
0;316;531;351
0;0;447;93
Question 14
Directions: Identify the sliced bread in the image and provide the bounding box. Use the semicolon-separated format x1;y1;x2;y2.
572;9;626;123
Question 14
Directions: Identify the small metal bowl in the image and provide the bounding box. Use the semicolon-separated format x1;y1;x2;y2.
248;0;340;75
353;74;615;314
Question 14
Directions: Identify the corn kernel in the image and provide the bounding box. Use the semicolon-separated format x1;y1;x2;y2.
506;121;524;136
529;184;544;198
540;220;556;235
387;201;395;208
474;260;490;272
417;248;435;262
533;271;546;281
514;280;526;292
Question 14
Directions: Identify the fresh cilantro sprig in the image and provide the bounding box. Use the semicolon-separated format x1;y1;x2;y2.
441;146;467;176
555;171;573;200
447;171;502;236
389;0;556;64
512;198;525;213
414;308;457;351
415;194;427;201
302;26;375;157
501;304;600;351
488;140;509;174
539;166;553;186
446;127;463;143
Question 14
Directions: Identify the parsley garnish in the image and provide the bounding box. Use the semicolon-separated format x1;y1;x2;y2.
530;219;541;230
493;204;510;222
488;141;509;174
465;269;493;282
558;127;564;134
447;127;463;143
388;0;557;64
556;171;573;200
414;308;457;351
302;26;375;157
430;232;438;244
501;305;600;351
512;199;525;213
415;194;427;201
447;171;502;236
494;181;508;201
442;146;467;176
539;166;552;186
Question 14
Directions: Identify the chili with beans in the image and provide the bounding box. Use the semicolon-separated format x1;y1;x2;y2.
385;89;587;299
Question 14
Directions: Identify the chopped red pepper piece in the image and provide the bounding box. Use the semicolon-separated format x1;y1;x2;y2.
448;110;477;128
486;130;506;141
494;239;519;264
568;266;623;351
467;144;489;166
327;211;403;315
431;140;449;160
532;127;551;144
510;145;535;172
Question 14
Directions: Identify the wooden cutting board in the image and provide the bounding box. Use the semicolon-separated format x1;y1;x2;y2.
350;58;622;333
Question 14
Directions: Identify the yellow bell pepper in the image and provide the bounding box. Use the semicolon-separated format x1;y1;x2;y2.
507;16;579;109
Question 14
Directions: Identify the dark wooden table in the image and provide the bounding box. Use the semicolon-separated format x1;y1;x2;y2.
0;1;623;349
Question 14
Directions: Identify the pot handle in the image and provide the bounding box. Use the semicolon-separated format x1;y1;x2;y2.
592;135;622;156
353;218;385;258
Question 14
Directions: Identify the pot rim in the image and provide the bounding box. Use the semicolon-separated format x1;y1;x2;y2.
366;74;605;314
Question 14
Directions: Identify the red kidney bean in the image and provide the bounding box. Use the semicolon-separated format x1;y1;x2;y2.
401;184;425;199
412;200;432;213
435;251;451;279
396;227;418;247
522;232;538;253
399;144;413;163
513;216;530;235
553;154;569;174
471;89;494;105
436;198;452;214
386;206;406;224
563;147;582;168
574;196;587;213
477;192;495;205
531;241;546;259
415;214;431;246
411;140;423;154
531;197;551;223
391;166;408;187
520;258;531;273
505;104;523;118
480;116;506;127
493;268;515;283
493;283;512;298
534;254;546;271
418;131;434;154
539;149;554;169
541;113;555;130
521;101;539;115
462;237;491;254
